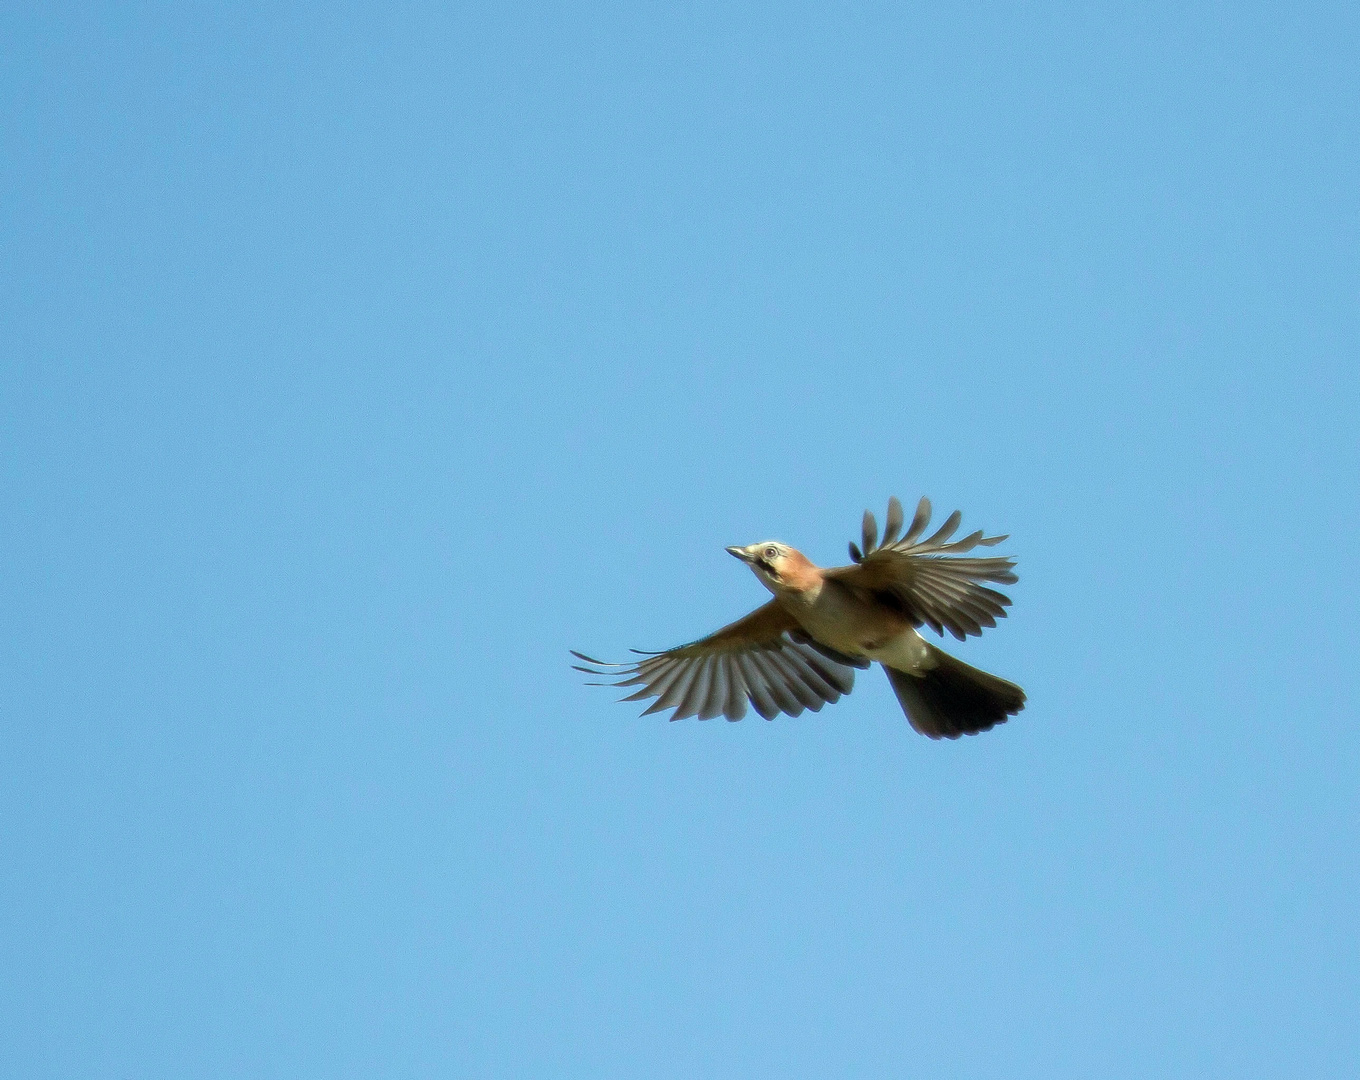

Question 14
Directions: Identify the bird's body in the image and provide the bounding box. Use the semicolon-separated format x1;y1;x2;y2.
574;496;1026;739
758;565;927;670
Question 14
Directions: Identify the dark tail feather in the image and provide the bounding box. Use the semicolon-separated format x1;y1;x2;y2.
884;647;1025;740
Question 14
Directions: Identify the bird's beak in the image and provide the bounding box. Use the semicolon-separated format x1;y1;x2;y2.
726;545;754;563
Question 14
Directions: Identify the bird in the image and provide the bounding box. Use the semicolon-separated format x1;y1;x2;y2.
573;496;1026;739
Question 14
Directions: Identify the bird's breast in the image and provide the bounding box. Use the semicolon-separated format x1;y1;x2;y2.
780;580;913;660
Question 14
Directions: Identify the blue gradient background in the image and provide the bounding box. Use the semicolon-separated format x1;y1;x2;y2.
4;4;1357;1077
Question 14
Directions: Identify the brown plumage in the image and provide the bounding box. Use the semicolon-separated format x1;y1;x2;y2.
573;496;1026;739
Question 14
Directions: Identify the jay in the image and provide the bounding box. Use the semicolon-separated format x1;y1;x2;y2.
574;496;1025;739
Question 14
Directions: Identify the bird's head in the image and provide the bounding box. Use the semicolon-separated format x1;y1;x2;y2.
726;541;819;594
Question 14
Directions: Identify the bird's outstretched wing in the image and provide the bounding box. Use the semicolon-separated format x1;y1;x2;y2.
572;600;859;721
829;496;1018;641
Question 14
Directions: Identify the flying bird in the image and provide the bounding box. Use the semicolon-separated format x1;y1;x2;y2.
573;496;1025;739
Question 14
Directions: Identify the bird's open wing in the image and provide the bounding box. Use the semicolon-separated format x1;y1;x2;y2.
828;496;1018;641
572;600;858;721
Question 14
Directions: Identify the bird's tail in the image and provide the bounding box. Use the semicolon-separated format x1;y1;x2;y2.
883;645;1025;739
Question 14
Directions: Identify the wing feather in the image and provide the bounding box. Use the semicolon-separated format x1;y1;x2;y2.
785;645;840;708
573;600;856;722
901;497;932;545
673;656;713;721
882;496;904;546
641;662;700;715
698;656;726;721
732;652;781;720
719;656;747;721
619;660;686;702
758;653;809;716
827;496;1019;640
766;648;831;710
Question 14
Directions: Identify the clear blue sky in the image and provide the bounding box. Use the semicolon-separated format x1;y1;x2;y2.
4;3;1357;1077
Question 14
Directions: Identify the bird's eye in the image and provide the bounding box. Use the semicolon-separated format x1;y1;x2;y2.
764;546;779;560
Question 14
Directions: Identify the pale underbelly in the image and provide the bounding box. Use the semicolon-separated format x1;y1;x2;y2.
863;629;935;674
785;587;936;674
